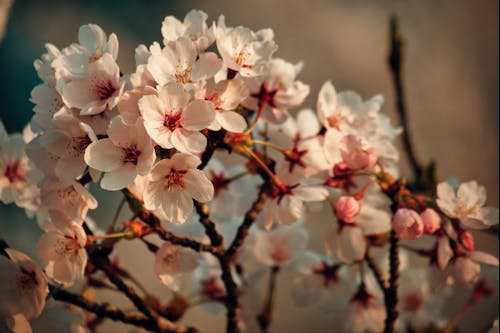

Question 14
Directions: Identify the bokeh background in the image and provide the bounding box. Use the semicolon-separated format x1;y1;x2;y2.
0;0;498;332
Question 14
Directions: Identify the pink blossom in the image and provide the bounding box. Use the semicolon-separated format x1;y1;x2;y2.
335;196;361;223
392;208;424;240
420;208;441;234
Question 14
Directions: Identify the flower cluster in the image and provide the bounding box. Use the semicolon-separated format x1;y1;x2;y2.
0;9;498;333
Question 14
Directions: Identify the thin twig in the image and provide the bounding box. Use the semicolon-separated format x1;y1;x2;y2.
194;201;223;247
388;15;424;184
257;266;280;333
225;184;269;260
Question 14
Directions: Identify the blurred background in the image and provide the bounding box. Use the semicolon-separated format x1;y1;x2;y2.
0;0;498;332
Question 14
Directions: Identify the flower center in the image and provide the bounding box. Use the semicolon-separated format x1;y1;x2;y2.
16;267;38;294
327;112;346;130
70;136;92;157
402;291;424;313
313;262;340;287
122;145;140;164
201;276;225;301
164;112;182;131
210;171;231;197
454;201;477;217
4;161;24;184
175;67;192;84
54;235;81;256
95;80;116;100
165;169;187;190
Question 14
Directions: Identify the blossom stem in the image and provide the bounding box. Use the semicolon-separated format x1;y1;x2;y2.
245;102;267;135
110;197;127;230
251;140;287;154
242;146;284;187
194;201;224;248
86;231;134;244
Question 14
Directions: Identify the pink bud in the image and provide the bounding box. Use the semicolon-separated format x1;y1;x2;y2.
392;208;424;240
339;134;377;171
420;208;441;234
336;196;361;223
459;230;475;252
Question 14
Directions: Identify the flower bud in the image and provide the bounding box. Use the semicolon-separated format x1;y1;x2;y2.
392;208;424;240
459;230;475;252
335;196;361;223
420;208;441;234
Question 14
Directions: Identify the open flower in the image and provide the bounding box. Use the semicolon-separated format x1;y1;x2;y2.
60;53;124;116
437;180;499;229
161;10;215;53
154;242;200;291
85;116;155;190
143;153;214;224
147;37;221;86
37;216;87;286
139;83;215;154
0;249;48;320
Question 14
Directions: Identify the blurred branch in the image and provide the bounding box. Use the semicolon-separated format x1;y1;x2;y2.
384;229;400;333
388;15;425;186
257;266;280;333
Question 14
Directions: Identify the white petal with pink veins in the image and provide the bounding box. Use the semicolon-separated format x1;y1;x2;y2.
100;163;137;191
216;110;247;133
181;100;215;130
84;139;123;172
183;169;214;202
171;128;207;154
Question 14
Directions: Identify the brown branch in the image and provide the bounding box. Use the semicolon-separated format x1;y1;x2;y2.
50;286;196;333
218;256;242;333
257;266;280;333
194;201;223;248
388;15;424;184
383;229;400;333
225;184;268;260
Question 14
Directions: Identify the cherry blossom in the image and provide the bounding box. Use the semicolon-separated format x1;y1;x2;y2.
154;242;200;291
436;180;499;229
243;58;310;124
38;109;97;181
147;37;221;86
143;153;214;224
161;10;215;53
197;78;249;133
139;83;215;154
421;208;441;234
0;249;48;320
60;53;124;116
252;224;308;267
37;218;87;285
343;284;385;333
85;116;155;190
216;15;277;77
335;196;361;223
392;208;424;240
0;123;41;209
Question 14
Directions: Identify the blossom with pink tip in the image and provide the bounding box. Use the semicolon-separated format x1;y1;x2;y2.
154;242;200;291
0;249;48;320
436;180;499;230
420;208;441;234
335;196;361;223
37;216;87;286
143;153;214;224
85;116;155;191
138;83;215;154
392;208;424;240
